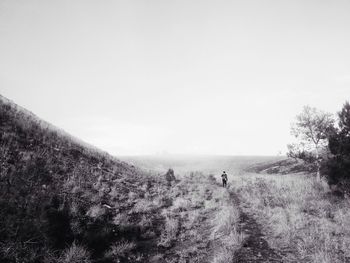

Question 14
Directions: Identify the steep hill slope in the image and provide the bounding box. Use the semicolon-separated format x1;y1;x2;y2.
0;95;165;262
0;97;146;262
0;95;243;263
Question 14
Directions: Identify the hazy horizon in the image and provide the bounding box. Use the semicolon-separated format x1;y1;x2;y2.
1;0;349;156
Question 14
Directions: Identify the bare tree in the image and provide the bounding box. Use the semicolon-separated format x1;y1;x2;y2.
289;106;334;180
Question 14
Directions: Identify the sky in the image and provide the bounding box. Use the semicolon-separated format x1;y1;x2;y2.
1;0;349;156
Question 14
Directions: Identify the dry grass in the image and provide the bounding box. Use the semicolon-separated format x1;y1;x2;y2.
210;188;244;263
59;243;91;263
105;240;137;258
2;95;247;263
231;172;350;262
157;214;180;248
155;172;243;262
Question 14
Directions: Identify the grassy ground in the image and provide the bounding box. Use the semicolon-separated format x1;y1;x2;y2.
151;172;243;263
0;95;243;262
231;172;350;262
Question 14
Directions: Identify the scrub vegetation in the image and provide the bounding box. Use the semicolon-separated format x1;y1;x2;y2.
231;172;350;262
2;93;350;263
0;95;242;263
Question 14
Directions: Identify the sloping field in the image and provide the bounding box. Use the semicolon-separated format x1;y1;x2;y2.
231;172;350;262
0;95;243;263
5;94;345;263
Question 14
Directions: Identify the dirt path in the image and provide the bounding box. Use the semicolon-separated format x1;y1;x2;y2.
230;192;283;263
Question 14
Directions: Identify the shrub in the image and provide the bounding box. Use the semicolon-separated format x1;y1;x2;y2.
86;204;106;219
59;243;91;263
105;240;136;258
164;169;176;186
43;199;73;250
157;215;179;248
323;101;350;192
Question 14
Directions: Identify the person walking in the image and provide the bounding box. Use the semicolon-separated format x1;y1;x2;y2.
221;171;228;187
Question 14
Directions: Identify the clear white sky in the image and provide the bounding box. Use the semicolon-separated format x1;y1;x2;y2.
1;0;349;155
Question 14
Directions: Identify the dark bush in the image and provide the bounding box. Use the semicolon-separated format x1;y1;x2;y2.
323;102;350;192
164;168;176;186
43;196;73;249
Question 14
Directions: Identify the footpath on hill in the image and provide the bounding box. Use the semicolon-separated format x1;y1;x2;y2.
154;174;242;263
230;191;283;263
161;175;285;263
229;191;284;263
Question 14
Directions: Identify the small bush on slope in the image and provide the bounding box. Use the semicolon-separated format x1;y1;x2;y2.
59;243;91;263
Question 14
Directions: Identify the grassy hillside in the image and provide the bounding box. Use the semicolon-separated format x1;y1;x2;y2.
231;173;350;262
0;95;152;262
0;95;242;263
245;158;315;175
235;157;350;261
